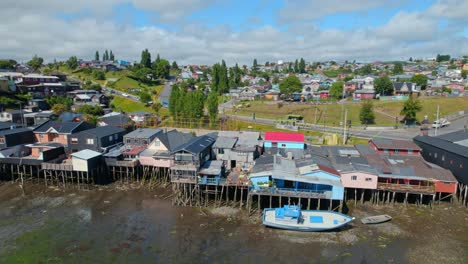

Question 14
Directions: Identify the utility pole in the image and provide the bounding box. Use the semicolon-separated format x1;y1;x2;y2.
343;109;348;144
434;105;440;136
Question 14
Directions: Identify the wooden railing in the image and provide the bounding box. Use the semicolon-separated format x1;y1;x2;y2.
377;182;435;194
105;159;139;167
250;188;330;199
41;163;74;171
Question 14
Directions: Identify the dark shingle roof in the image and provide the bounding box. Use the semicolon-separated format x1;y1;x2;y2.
0;122;19;130
414;135;468;158
157;130;194;152
435;130;468;143
75;126;125;138
0;127;32;136
99;114;131;127
172;135;216;154
33;120;91;134
371;138;421;151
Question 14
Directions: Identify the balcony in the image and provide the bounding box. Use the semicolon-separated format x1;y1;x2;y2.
377;182;435;194
105;159;139;167
250;187;330;199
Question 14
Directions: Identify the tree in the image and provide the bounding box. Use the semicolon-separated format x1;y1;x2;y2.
152;101;162;114
134;67;153;83
66;56;78;70
51;104;67;115
92;70;106;80
83;81;102;92
410;74;428;89
279;75;302;94
109;50;115;61
171;61;179;70
0;59;17;69
359;100;375;125
400;96;422;124
359;64;372;75
436;54;450;62
77;105;104;116
169;84;179;117
374;76;393;95
27;55;44;71
299;58;306;73
153;59;170;79
155;53;160;64
393;62;404;74
104;50;109;61
218;60;229;94
140;49;152;68
140;92;152;104
207;91;218;124
253;59;258;69
272;76;280;84
462;70;468;79
329;81;344;99
294;59;299;73
46;96;72;110
409;57;413;62
95;51;100;61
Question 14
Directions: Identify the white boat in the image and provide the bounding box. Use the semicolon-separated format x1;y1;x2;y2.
262;205;355;232
360;215;392;224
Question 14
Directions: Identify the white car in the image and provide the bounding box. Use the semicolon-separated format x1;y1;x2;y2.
432;119;450;128
122;93;129;97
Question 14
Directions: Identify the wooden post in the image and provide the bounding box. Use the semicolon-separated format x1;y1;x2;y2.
354;189;357;205
307;198;311;210
257;194;260;213
269;195;272;208
233;187;238;206
339;200;343;213
404;192;408;206
317;198;320;210
328;199;332;210
279;195;282;207
360;189;365;204
240;188;244;208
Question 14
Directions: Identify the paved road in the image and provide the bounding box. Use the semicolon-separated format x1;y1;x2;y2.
159;81;173;107
103;86;140;102
426;116;468;137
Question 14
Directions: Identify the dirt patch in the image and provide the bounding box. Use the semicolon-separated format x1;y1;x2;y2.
210;206;240;217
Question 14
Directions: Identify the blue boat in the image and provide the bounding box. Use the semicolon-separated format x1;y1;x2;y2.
262;205;355;232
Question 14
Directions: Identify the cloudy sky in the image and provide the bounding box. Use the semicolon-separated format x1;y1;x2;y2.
1;0;467;65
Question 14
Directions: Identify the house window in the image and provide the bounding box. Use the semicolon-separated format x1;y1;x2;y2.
408;150;413;154
86;138;94;145
442;155;445;161
394;150;399;154
281;144;286;147
365;178;372;182
218;149;224;154
460;164;463;169
450;160;453;165
0;137;5;144
71;138;78;144
142;140;148;145
109;136;113;141
114;134;118;140
351;175;357;181
434;153;437;158
272;142;278;147
155;140;160;146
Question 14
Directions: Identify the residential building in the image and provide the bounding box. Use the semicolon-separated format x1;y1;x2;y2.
0;128;35;148
69;126;126;153
0;110;24;125
368;138;421;155
33;120;95;147
212;131;263;171
98;112;133;129
414;130;468;184
123;128;162;147
352;90;375;100
393;82;420;96
264;132;305;150
128;111;156;127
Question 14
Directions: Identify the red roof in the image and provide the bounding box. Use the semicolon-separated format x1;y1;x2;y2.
264;132;305;143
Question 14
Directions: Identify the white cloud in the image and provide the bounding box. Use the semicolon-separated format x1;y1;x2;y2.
428;0;468;19
0;0;466;65
278;0;403;23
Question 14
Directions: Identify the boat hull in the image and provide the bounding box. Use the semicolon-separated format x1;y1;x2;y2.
262;209;354;232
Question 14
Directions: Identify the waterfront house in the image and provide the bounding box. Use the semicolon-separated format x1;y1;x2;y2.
212;131;263;171
414;130;468;184
69;126;125;153
264;132;305;150
0;128;35;148
170;135;216;183
322;146;378;190
249;155;344;201
139;129;194;168
33;120;95;148
26;143;66;162
70;149;103;172
356;144;458;196
123;128;161;147
369;138;421;155
198;160;226;185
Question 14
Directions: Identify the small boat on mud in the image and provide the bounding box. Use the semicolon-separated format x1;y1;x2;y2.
262;205;355;232
360;215;392;224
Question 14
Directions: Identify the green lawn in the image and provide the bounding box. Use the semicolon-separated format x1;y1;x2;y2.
108;76;164;98
229;97;468;127
111;96;154;113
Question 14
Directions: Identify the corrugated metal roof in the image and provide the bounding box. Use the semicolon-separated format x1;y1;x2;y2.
265;132;304;143
71;149;102;160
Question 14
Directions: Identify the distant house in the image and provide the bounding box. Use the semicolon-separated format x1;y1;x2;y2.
393;82;420;96
23;112;55;127
71;93;108;111
237;87;258;101
98;112;133;129
352;90;375;100
26;99;50;111
0;128;35;148
33;120;95;148
69;126;126;153
264;132;305;150
128;111;155;127
123;128;162;147
0;110;24;125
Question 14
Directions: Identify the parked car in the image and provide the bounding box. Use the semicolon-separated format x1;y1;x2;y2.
432;118;450;128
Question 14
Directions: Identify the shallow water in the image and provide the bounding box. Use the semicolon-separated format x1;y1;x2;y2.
0;183;466;263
